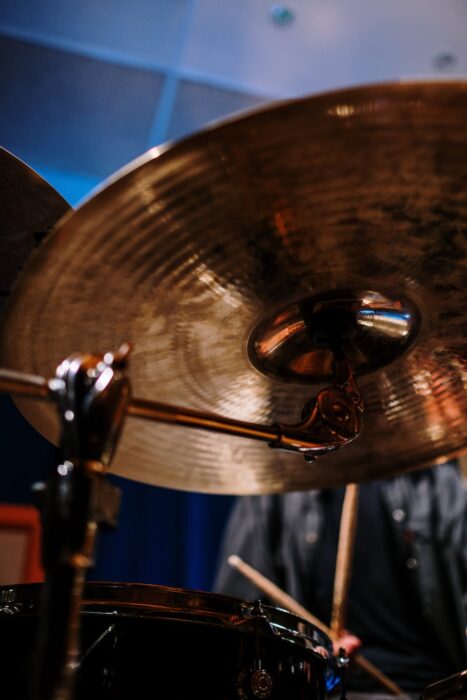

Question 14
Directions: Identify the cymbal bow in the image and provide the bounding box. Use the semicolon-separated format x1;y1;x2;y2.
0;147;70;318
1;82;466;494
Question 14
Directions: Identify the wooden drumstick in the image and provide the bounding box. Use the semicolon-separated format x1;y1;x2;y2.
331;483;359;638
228;554;407;697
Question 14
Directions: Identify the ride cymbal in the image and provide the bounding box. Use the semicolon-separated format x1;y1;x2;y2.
0;82;466;494
0;147;70;319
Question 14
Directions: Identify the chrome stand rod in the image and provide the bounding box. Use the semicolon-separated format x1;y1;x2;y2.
127;397;278;443
0;359;362;455
0;367;52;398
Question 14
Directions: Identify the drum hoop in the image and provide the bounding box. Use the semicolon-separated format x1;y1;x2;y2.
0;581;331;659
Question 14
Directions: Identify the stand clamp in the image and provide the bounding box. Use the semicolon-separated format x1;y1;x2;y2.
271;357;364;461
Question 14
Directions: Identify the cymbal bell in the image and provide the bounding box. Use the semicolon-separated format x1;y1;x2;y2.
0;147;70;318
1;82;466;494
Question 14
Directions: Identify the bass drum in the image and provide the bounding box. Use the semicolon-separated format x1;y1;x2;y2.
0;582;337;699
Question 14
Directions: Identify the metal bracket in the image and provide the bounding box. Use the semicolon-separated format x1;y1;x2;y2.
271;357;363;460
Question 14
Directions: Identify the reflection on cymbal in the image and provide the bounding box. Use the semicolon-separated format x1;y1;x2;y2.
0;147;70;319
0;82;466;494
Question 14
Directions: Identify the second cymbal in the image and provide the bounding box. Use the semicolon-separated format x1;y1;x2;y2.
0;147;70;318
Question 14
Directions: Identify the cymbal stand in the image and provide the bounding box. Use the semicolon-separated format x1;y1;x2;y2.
0;350;363;461
0;347;130;700
0;345;362;699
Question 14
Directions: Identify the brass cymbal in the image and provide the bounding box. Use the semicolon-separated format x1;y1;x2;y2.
1;82;466;494
0;147;70;318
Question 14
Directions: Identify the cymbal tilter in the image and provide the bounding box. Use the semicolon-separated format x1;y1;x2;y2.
271;357;363;460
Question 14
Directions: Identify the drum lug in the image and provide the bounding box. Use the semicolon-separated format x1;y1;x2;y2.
250;668;273;698
237;665;274;700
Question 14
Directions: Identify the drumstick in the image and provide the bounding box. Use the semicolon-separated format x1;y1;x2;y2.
331;483;359;637
228;554;406;697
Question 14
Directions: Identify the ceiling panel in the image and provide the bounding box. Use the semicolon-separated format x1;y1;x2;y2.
0;35;164;178
0;0;190;69
181;0;467;97
167;79;268;143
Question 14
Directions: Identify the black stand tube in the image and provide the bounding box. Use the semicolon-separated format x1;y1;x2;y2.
32;347;130;700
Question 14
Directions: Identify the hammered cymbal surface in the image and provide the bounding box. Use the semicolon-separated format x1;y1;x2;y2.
0;147;70;318
0;82;466;494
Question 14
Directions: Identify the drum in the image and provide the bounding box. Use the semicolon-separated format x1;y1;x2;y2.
0;582;336;699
